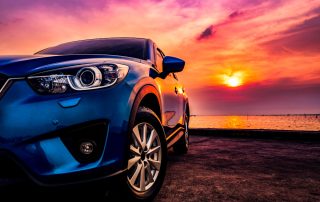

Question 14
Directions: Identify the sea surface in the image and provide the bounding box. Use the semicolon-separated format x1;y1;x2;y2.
189;115;320;131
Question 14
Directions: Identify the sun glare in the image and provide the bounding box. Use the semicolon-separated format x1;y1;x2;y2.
222;71;244;87
227;77;241;87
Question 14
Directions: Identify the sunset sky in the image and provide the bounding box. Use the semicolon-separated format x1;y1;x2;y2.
0;0;319;115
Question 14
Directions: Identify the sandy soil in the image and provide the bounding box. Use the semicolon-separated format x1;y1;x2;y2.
155;136;320;202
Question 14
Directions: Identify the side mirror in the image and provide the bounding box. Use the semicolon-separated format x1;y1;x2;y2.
162;56;185;74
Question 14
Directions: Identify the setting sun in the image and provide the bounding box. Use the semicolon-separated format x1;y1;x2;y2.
222;71;244;87
226;77;241;87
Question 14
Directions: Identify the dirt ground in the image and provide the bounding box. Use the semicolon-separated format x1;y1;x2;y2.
1;135;320;201
155;135;320;202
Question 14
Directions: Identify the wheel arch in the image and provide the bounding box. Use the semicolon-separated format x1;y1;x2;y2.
129;84;162;130
139;93;161;121
124;84;163;170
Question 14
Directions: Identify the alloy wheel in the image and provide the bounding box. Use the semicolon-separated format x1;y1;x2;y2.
127;122;162;192
185;116;189;149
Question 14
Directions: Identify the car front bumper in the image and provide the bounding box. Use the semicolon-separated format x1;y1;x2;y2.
0;79;134;186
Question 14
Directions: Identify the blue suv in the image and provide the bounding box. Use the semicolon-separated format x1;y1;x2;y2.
0;37;189;200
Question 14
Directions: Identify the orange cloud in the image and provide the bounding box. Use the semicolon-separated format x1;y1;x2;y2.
0;0;319;114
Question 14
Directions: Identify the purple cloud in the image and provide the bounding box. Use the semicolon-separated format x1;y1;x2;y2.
189;78;320;115
262;15;320;54
220;0;284;14
196;10;247;41
197;25;216;40
175;0;202;8
229;11;244;19
0;0;107;20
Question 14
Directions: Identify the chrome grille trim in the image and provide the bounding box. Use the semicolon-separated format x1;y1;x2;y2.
0;77;25;95
0;74;8;93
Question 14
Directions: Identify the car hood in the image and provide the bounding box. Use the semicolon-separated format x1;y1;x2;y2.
0;54;143;77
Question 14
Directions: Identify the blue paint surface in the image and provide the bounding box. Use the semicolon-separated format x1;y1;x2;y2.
58;97;81;108
0;38;187;186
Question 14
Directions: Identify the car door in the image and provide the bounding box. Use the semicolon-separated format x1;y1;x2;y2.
154;48;184;128
171;72;185;124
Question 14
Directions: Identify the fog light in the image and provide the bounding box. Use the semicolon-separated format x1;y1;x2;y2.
80;141;95;155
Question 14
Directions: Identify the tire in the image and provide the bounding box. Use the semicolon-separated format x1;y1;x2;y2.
125;107;167;201
173;113;189;154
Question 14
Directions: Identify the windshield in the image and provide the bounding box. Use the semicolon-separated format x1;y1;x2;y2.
36;38;148;60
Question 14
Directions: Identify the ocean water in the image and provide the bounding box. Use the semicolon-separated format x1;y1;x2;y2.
190;115;320;131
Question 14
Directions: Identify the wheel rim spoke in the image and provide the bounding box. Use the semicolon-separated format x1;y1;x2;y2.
145;161;154;183
146;129;157;150
139;161;146;191
142;123;147;149
147;145;160;155
128;122;162;192
129;162;142;185
128;156;140;170
132;126;143;149
148;159;161;171
130;145;141;156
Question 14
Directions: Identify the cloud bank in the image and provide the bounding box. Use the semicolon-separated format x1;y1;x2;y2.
0;0;319;114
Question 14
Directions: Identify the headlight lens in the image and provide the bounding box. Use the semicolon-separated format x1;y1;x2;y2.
28;63;129;94
71;66;103;90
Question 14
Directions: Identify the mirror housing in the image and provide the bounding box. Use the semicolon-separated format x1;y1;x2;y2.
162;56;185;74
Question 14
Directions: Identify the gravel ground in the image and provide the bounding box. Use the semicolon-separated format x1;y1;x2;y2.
155;135;320;202
1;135;320;201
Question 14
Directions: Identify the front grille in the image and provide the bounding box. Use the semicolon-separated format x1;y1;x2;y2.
0;74;7;91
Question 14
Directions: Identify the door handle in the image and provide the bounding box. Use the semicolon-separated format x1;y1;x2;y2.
174;87;178;94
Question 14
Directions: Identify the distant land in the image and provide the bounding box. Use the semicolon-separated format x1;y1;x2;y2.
191;114;320;116
190;114;320;131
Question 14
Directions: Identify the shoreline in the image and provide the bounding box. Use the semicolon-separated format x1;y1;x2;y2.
189;128;320;141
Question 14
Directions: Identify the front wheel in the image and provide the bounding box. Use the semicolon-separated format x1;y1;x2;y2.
126;107;167;201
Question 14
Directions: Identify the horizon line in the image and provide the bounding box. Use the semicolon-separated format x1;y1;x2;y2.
191;113;320;116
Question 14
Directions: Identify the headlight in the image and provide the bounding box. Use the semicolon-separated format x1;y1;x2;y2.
28;63;129;94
